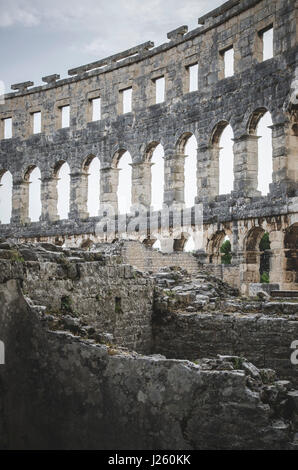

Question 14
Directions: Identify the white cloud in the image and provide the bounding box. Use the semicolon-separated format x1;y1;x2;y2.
0;0;223;31
0;3;39;27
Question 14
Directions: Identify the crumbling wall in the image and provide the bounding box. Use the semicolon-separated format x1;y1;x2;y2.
0;242;154;354
120;240;200;274
0;278;297;450
152;270;298;385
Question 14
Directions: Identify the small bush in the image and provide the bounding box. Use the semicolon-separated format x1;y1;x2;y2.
61;295;73;313
260;272;270;283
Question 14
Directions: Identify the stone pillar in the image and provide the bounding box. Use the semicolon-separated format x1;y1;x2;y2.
69;172;89;220
233;134;261;197
130;162;153;210
196;145;219;203
100;167;119;214
160;238;174;253
11;179;30;224
269;230;285;287
270;122;298;195
40;175;59;222
163;151;187;207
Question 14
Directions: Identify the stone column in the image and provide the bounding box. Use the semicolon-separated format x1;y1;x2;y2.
11;179;30;224
269;230;285;287
100;166;119;214
270;122;298;195
233;134;261;197
160;237;174;253
130;162;153;210
196;145;219;203
40;175;59;222
163;151;187;207
69;172;89;220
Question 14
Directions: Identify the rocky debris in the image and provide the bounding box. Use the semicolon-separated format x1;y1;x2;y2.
152;267;298;318
153;267;240;315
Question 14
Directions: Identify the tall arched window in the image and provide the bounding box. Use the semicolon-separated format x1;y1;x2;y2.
86;156;100;217
257;112;273;195
0;170;12;224
117;151;132;215
150;144;164;211
184;135;197;208
57;162;70;220
27;167;41;222
219;124;234;195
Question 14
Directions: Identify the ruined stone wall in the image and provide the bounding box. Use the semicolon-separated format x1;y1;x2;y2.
120;240;201;274
201;263;241;288
153;311;298;386
0;278;297;450
0;243;154;354
0;0;297;295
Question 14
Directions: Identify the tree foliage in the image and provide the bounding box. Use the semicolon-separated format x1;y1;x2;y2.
220;240;232;265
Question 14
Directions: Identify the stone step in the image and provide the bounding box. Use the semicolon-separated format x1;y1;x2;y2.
271;291;298;299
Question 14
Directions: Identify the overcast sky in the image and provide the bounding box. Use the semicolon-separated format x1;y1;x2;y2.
0;0;225;89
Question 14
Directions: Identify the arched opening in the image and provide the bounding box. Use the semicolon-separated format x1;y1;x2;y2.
210;121;234;196
56;161;70;220
0;170;12;224
84;156;100;217
25;166;41;222
284;223;298;287
248;108;273;195
208;230;227;264
184;236;195;253
173;233;189;252
143;237;157;248
245;227;271;283
148;143;164;212
80;239;93;250
152;240;161;251
116;151;132;215
220;235;232;265
177;133;197;208
259;232;271;282
218;125;234;195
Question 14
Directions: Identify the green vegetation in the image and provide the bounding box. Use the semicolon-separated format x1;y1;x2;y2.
232;357;244;370
61;295;73;313
259;233;271;282
11;249;25;263
220;240;232;265
260;272;270;284
259;232;270;251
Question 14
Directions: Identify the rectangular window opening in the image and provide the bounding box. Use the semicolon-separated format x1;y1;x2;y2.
262;27;274;61
223;47;234;78
188;64;198;92
155;76;165;104
122;88;132;114
33;111;41;134
61;105;70;128
91;97;101;121
3;118;12;139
